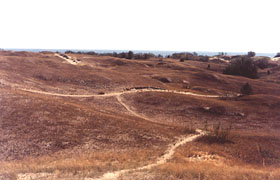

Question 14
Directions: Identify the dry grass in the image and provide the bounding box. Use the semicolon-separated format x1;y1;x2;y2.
153;162;280;180
176;131;280;168
121;91;280;131
142;130;280;179
0;51;280;179
0;148;165;179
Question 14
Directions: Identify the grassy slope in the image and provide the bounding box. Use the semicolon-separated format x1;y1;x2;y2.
0;51;279;179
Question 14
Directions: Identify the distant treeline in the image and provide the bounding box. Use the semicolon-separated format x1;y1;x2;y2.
64;50;280;61
64;50;212;61
65;50;161;60
167;52;209;62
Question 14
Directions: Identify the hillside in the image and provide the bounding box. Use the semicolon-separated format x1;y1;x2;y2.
0;51;280;179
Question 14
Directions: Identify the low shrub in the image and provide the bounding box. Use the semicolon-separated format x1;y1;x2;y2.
254;58;269;69
223;57;258;79
198;122;232;144
248;51;256;57
240;82;253;95
274;52;280;58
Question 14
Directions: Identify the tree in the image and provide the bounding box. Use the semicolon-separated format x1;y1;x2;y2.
240;82;253;95
127;51;134;59
248;51;256;57
157;54;163;58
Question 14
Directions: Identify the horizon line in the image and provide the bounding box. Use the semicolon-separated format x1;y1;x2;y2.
2;48;277;55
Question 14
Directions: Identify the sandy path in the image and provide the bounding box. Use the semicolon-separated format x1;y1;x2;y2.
116;95;146;119
89;129;205;180
116;95;155;122
17;87;212;179
17;130;205;180
20;88;221;98
54;53;80;65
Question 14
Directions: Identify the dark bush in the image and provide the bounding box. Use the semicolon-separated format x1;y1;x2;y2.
248;51;256;57
86;51;97;55
63;50;156;60
170;52;208;62
223;57;258;79
65;50;75;54
127;51;134;59
198;55;209;62
267;70;270;75
240;82;253;95
254;58;269;69
274;53;280;58
170;52;194;60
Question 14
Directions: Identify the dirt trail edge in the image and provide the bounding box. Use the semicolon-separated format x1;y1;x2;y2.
54;53;81;65
20;88;222;98
16;87;211;180
116;95;152;121
88;129;206;180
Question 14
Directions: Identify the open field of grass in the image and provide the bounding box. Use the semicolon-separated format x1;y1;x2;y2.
0;50;279;179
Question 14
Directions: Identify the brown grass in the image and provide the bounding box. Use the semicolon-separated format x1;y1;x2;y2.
153;162;280;180
0;51;280;179
0;148;165;179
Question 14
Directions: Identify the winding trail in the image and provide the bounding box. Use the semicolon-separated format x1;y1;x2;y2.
17;87;214;179
116;95;149;121
20;87;221;98
89;129;206;180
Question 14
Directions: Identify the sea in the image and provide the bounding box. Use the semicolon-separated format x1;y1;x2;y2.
3;48;277;58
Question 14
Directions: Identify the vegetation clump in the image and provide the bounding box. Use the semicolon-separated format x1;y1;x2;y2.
274;52;280;58
183;120;196;134
254;58;269;69
223;56;258;79
198;122;232;144
170;52;209;62
65;50;157;60
247;51;256;57
240;82;253;95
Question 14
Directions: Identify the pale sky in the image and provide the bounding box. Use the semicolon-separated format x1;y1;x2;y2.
0;0;279;53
